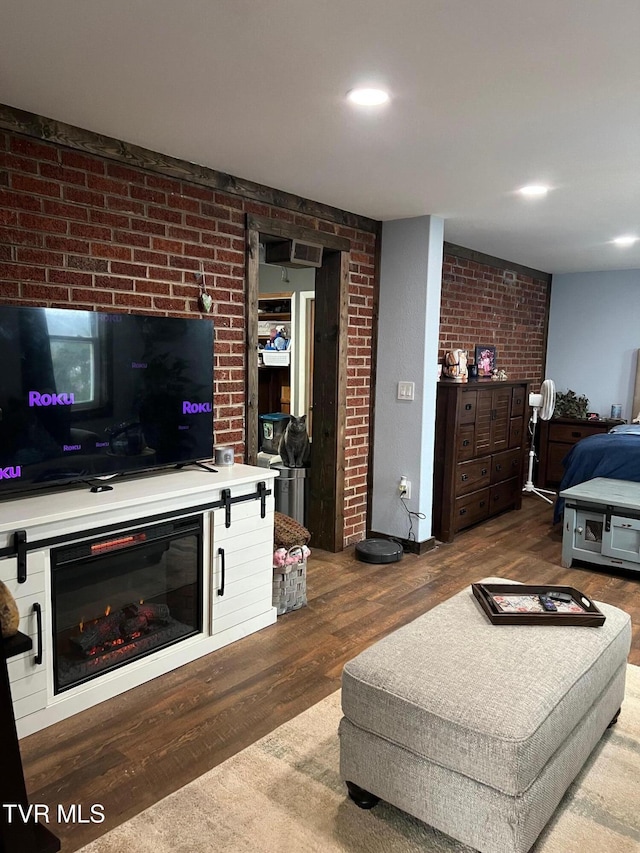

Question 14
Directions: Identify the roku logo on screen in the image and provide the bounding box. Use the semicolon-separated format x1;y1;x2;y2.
182;401;212;415
28;391;75;407
0;466;21;480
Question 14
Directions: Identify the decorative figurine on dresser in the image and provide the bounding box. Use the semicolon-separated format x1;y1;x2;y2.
433;379;529;541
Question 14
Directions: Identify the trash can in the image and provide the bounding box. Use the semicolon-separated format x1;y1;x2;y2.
273;464;309;527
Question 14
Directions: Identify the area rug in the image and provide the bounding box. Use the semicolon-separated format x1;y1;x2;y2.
80;665;640;853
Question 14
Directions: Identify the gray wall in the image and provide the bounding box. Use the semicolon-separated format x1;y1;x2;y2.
546;269;640;421
371;215;444;543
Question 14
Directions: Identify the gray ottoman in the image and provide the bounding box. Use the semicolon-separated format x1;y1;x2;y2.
339;578;631;853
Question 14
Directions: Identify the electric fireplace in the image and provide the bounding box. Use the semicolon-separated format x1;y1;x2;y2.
51;515;203;693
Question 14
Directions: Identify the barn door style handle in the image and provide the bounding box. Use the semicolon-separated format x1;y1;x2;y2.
217;548;226;596
33;602;43;665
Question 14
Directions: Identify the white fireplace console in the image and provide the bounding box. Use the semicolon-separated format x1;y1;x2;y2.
0;464;278;737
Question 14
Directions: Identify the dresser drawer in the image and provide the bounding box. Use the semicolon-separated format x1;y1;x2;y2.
509;416;524;448
454;488;490;532
511;386;526;417
457;424;475;461
459;391;477;424
548;423;599;443
490;477;519;513
491;449;522;484
455;457;491;496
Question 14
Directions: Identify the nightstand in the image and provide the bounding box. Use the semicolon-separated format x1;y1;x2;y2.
538;418;625;488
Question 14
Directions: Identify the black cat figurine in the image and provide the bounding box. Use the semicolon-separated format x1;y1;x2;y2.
278;415;311;468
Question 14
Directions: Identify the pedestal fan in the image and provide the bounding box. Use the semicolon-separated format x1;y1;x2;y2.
523;379;557;503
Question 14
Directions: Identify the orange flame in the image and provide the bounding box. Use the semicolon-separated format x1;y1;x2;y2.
105;605;111;617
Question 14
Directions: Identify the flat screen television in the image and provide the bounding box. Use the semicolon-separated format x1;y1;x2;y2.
0;305;215;499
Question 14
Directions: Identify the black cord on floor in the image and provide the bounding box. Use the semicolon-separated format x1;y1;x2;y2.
399;495;426;542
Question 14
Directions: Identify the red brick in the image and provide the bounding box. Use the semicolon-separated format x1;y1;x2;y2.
42;199;89;221
147;206;182;224
67;256;109;272
167;225;202;243
45;235;90;253
48;269;93;287
107;196;145;215
22;283;69;300
111;261;147;277
147;266;182;282
0;189;42;211
114;292;152;308
0;244;12;260
169;255;199;271
0;226;42;246
18;212;67;233
135;280;171;295
200;203;232;220
131;218;165;235
10;137;58;162
0;152;39;173
152;237;183;254
182;183;215;202
200;234;231;249
90;209;130;228
87;175;130;195
95;275;134;291
64;186;106;207
60;151;105;173
106;163;144;183
131;185;166;204
15;248;64;266
216;249;244;265
90;243;132;261
0;210;18;226
70;223;111;241
0;281;20;298
134;249;167;265
39;163;87;185
145;174;182;193
243;201;269;216
71;288;114;305
166;194;199;212
113;229;150;248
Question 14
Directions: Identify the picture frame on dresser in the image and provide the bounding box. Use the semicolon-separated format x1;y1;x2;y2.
474;345;496;377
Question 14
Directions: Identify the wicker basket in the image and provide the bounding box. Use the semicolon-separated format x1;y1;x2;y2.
272;546;308;615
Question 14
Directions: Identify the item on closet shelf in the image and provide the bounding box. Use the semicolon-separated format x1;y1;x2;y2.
0;581;20;637
442;349;468;382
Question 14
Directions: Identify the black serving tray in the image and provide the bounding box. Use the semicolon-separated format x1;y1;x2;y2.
472;583;606;627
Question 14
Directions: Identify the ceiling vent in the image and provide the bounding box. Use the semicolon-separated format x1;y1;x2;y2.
265;239;324;268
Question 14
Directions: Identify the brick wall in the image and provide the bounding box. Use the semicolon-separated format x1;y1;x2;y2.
440;251;549;382
0;130;376;546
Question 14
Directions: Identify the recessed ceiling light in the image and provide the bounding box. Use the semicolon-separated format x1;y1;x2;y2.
612;235;638;247
347;88;390;106
518;185;549;197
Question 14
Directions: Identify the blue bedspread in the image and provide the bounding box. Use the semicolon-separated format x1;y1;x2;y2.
553;433;640;522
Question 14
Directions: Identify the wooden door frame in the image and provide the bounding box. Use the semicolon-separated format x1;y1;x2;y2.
246;214;350;551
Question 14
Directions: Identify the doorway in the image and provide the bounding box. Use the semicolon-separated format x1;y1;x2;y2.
246;215;350;552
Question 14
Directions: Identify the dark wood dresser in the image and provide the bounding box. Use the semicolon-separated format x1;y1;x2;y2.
433;379;529;542
538;417;625;488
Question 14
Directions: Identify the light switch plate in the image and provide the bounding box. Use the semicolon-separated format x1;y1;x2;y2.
398;381;415;401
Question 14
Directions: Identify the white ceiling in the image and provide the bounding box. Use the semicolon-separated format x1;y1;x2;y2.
1;0;639;274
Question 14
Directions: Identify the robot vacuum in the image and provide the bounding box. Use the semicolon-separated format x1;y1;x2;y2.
355;538;404;564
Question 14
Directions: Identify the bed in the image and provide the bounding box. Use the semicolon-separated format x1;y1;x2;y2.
553;424;640;522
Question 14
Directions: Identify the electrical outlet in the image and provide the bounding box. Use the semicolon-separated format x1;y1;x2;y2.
399;476;411;499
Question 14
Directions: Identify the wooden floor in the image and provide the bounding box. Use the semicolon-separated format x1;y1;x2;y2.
20;497;640;852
